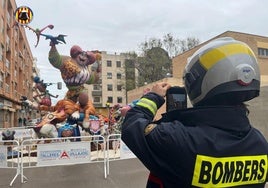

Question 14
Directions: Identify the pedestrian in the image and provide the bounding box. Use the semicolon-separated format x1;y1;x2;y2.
18;117;22;127
121;37;268;187
23;117;27;126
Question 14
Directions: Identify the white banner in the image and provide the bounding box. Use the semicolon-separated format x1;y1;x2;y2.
120;141;136;159
37;142;91;166
0;146;7;167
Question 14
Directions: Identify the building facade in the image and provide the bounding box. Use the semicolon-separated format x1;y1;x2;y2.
88;51;128;109
172;31;268;79
0;0;36;128
0;0;132;125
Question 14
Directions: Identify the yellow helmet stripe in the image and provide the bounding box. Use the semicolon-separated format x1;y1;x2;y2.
199;43;255;70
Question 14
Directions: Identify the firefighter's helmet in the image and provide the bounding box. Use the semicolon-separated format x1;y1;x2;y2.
183;37;260;106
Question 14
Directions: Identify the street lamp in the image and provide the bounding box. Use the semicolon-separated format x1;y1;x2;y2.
106;102;110;108
106;102;110;117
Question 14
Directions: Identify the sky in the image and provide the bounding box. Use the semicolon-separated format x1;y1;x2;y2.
15;0;268;104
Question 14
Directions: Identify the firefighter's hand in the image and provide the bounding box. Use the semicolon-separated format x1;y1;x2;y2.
120;105;132;117
151;82;171;97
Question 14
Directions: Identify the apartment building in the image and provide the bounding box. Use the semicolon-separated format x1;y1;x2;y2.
0;0;36;128
86;51;129;110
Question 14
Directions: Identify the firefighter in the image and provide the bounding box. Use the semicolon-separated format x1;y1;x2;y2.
121;37;268;187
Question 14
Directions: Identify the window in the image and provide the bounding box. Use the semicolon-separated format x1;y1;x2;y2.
1;0;5;9
107;72;112;79
107;84;113;91
0;72;3;88
258;48;268;57
0;44;3;61
107;96;113;103
6;12;10;26
117;85;122;91
117;73;122;79
5;59;10;69
0;18;3;34
117;97;123;103
116;61;121;67
5;84;10;93
93;84;101;90
107;60;112;67
14;82;17;90
93;97;101;103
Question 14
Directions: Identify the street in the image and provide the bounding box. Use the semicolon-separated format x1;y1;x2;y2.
0;158;149;188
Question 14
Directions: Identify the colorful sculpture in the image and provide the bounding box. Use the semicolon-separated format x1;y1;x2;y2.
32;99;106;141
18;24;104;140
48;37;101;128
21;76;58;110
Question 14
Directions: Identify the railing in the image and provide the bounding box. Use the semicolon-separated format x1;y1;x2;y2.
0;133;136;186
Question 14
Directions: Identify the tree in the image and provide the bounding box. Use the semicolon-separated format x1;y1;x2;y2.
139;37;163;53
124;34;200;87
180;37;200;53
163;33;200;57
162;33;180;58
136;47;171;86
124;58;136;91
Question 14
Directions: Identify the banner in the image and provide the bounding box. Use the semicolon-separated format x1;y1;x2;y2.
37;142;91;166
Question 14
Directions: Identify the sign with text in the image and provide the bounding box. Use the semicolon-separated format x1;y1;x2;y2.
37;142;91;166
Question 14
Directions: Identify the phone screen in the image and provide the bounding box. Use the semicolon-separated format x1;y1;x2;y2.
166;87;187;112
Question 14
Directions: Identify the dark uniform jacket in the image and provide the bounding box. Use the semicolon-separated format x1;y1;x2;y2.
121;92;268;188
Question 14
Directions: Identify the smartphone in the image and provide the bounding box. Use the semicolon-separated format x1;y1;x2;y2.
166;86;187;112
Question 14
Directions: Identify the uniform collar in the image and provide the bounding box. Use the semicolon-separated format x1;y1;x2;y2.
161;106;251;132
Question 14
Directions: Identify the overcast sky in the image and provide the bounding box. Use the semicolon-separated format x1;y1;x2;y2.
16;0;268;104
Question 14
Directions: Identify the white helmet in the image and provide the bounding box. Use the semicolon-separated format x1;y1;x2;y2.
183;37;260;106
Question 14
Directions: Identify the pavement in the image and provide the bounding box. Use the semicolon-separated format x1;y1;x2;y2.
0;158;149;188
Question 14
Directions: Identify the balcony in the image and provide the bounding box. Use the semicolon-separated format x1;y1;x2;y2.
92;90;102;96
93;103;102;108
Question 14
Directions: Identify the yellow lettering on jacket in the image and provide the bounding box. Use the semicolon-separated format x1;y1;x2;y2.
192;155;267;187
